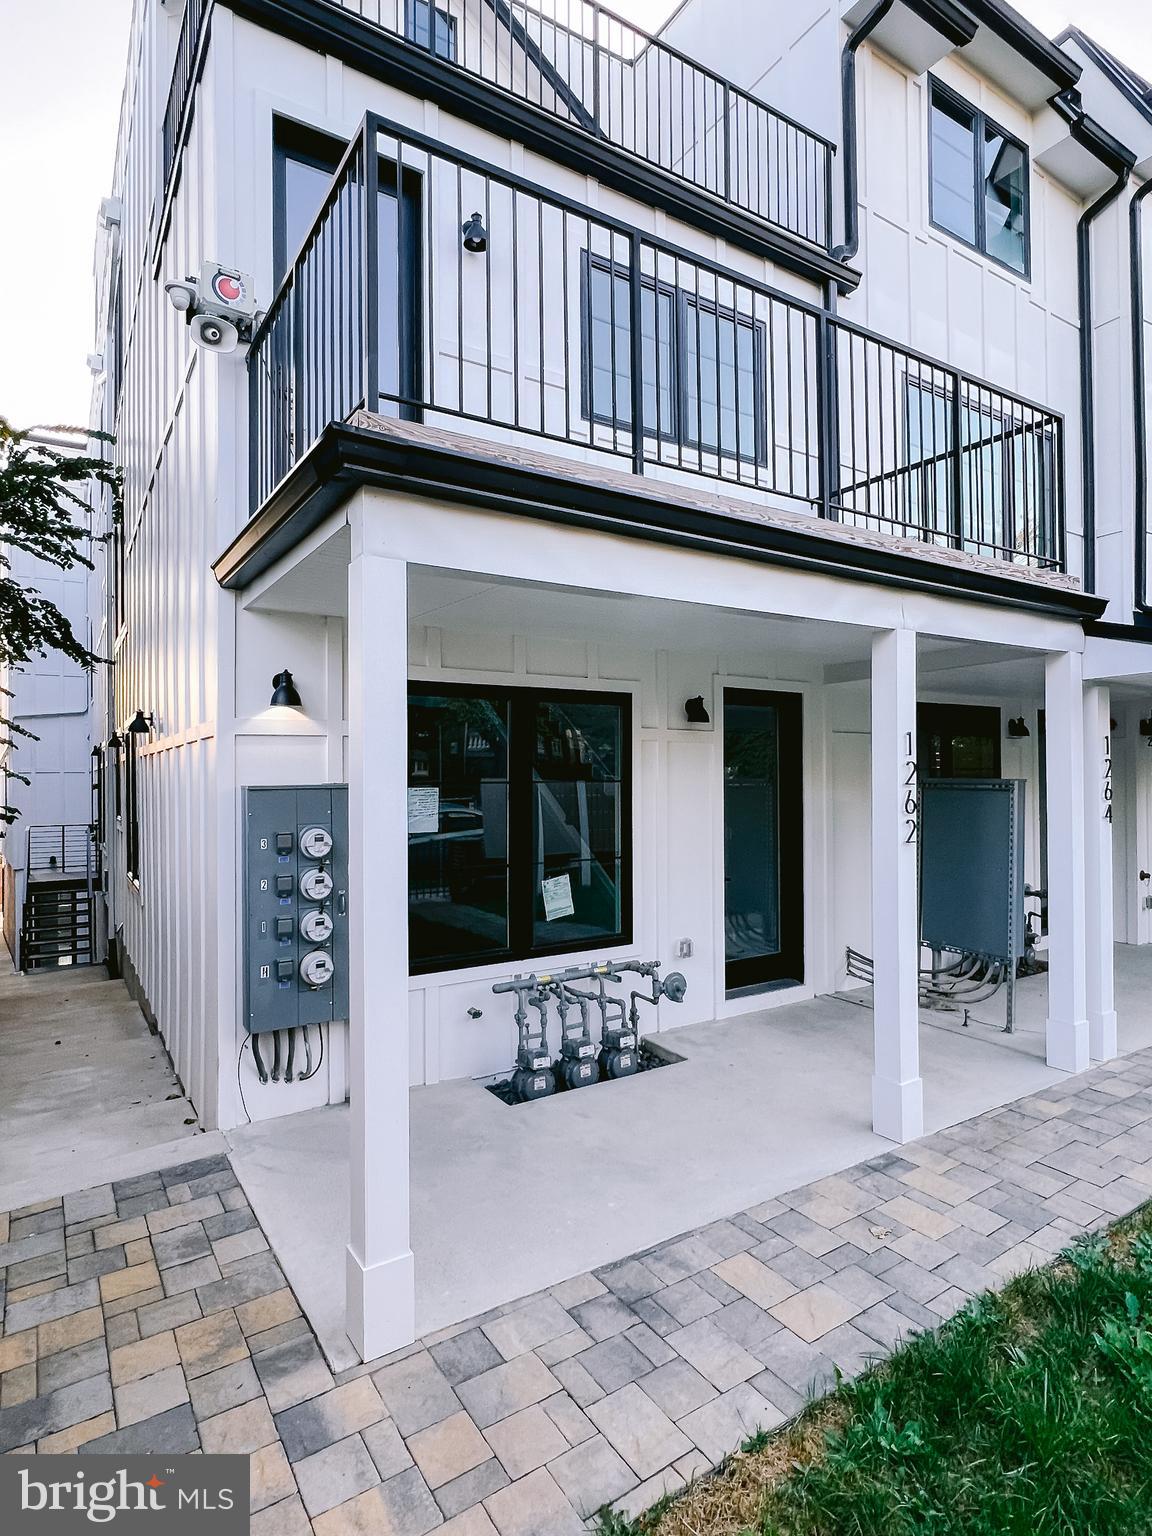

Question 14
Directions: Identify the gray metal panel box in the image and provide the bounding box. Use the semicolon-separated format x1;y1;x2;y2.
920;778;1025;963
243;785;349;1034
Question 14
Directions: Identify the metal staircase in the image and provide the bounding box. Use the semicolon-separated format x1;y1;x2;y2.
18;825;98;972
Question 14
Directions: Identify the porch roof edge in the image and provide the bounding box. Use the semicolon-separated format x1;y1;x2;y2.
213;421;1106;625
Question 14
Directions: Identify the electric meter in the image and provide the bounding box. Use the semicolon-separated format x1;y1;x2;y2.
299;824;333;860
299;866;333;902
300;908;334;943
300;950;335;988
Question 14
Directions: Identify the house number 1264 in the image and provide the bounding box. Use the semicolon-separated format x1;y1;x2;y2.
1103;735;1113;824
904;731;918;844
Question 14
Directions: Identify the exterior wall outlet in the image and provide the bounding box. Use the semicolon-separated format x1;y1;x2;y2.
676;938;693;958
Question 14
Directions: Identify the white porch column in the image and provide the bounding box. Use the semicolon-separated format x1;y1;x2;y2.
346;550;415;1360
1084;684;1117;1061
870;628;923;1142
1044;649;1089;1073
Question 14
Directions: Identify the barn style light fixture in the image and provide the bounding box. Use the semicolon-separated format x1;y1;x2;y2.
1007;717;1030;738
270;670;303;709
127;710;155;734
461;211;488;253
684;695;710;724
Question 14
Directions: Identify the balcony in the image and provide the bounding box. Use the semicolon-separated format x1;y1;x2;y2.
161;0;834;259
247;116;1065;574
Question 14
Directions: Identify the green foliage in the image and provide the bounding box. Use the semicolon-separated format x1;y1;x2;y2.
0;417;121;824
741;1210;1152;1535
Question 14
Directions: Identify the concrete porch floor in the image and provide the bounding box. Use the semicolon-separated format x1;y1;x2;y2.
227;946;1152;1370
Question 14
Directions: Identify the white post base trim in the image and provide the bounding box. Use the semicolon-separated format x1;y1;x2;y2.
1045;1018;1089;1075
871;1074;924;1144
1090;1009;1119;1064
346;1244;416;1362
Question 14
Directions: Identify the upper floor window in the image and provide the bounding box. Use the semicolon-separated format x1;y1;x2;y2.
273;121;344;284
581;254;766;464
929;80;1029;276
407;0;457;61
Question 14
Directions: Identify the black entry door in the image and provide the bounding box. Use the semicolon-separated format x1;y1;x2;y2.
723;689;804;992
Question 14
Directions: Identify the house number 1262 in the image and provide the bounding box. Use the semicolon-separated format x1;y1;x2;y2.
904;731;918;844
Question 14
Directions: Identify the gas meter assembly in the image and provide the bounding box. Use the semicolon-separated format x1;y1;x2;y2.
242;786;349;1084
491;960;686;1104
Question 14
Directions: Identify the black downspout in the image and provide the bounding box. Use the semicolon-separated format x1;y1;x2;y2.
1079;165;1130;593
1132;178;1152;615
832;0;896;263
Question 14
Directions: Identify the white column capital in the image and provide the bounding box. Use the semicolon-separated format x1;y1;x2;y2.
870;628;924;1143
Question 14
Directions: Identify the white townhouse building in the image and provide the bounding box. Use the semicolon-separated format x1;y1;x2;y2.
85;0;1152;1360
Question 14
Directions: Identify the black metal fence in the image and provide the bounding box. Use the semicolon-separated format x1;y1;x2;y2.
25;824;95;878
336;0;833;248
161;0;210;201
248;115;1065;572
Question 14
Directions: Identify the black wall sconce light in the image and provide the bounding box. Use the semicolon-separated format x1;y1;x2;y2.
1140;717;1152;739
684;695;710;724
107;732;122;752
461;211;488;253
270;669;303;709
1007;716;1030;739
127;709;155;735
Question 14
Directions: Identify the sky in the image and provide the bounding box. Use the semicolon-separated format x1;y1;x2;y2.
0;0;1149;433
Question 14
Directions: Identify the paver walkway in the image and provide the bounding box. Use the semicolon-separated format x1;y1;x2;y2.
5;1049;1152;1533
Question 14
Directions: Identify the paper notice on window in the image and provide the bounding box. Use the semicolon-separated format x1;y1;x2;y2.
541;873;575;922
407;787;440;835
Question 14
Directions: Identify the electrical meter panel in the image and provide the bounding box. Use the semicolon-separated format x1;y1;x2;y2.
243;785;349;1034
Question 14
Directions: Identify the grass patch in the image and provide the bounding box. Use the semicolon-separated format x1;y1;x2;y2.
608;1203;1152;1536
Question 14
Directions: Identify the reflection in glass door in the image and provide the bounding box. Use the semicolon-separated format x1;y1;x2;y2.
723;690;804;992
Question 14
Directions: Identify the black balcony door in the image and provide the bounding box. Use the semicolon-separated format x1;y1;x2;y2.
273;118;421;419
723;689;804;992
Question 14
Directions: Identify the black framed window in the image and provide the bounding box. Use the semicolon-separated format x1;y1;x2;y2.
124;735;140;883
406;0;457;60
580;254;766;462
272;117;423;417
408;684;630;973
918;704;1002;779
904;378;1058;561
929;80;1029;276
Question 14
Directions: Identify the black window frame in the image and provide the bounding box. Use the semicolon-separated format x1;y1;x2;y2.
271;116;424;418
901;374;1059;562
579;252;769;466
917;703;1003;780
928;77;1031;280
405;0;458;60
123;733;141;885
408;681;633;976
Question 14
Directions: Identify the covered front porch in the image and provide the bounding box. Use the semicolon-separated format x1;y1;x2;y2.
216;446;1116;1361
227;943;1152;1371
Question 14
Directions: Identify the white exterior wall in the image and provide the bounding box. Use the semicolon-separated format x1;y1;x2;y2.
95;0;1144;1140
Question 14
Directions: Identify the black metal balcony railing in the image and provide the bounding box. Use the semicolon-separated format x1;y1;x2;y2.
158;0;833;256
350;0;834;249
248;116;1065;572
26;824;96;878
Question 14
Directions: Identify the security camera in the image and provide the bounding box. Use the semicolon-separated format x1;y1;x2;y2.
191;313;239;353
163;261;259;353
164;277;198;313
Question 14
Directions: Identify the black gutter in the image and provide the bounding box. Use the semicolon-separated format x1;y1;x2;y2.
1133;177;1152;614
223;0;859;293
1078;154;1133;593
213;422;1105;624
832;0;974;263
